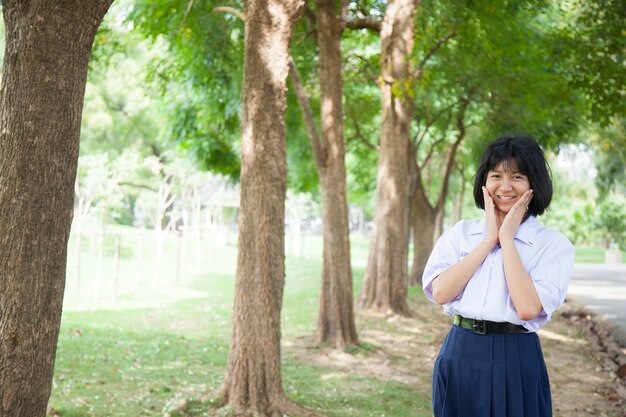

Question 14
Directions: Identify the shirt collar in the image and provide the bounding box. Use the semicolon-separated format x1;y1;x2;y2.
467;216;539;246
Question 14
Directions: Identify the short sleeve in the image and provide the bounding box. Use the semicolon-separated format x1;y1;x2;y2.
422;220;463;302
529;234;574;316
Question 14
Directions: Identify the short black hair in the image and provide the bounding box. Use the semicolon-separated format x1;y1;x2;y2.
473;134;552;216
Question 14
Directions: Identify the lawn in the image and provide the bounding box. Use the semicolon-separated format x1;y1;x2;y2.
49;226;429;416
47;225;619;416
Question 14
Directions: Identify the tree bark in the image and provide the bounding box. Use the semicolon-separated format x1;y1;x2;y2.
453;164;466;223
0;1;112;415
359;0;418;316
214;0;318;415
313;0;359;349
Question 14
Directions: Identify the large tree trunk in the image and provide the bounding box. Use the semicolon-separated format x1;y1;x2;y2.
359;0;418;316
313;0;359;349
214;0;316;415
0;1;112;415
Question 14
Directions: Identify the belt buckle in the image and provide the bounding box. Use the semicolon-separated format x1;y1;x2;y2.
472;319;487;335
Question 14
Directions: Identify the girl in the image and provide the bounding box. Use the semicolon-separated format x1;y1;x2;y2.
423;134;574;417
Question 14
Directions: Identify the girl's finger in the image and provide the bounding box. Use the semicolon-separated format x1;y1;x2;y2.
521;190;534;209
515;190;533;209
483;186;494;206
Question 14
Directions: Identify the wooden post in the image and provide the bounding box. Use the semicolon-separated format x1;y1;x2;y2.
176;230;182;285
75;231;82;297
135;227;143;284
114;234;121;299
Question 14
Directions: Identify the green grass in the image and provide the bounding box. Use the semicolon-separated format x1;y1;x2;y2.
574;246;626;263
49;226;429;416
575;246;605;263
49;225;616;416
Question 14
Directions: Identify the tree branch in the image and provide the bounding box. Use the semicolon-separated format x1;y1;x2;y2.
340;0;349;23
288;57;327;168
435;97;471;210
415;98;462;147
304;2;316;24
348;111;379;152
345;18;381;33
420;135;447;170
179;0;195;30
414;31;457;78
344;52;378;82
212;6;245;21
118;181;159;193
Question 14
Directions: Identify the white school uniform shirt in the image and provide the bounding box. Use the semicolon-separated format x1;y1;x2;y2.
422;216;574;332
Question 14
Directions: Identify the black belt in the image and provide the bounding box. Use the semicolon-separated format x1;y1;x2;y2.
453;314;528;335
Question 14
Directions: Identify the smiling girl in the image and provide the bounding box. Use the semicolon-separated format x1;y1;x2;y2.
423;135;574;417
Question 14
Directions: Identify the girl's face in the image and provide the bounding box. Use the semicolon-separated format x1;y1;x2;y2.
485;160;531;215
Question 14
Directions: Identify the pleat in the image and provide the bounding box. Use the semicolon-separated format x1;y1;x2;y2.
491;334;505;417
432;326;553;417
444;326;463;417
505;334;524;417
432;327;453;417
534;334;553;416
487;335;493;416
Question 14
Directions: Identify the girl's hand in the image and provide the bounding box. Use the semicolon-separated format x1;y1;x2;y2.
482;186;500;246
499;189;533;243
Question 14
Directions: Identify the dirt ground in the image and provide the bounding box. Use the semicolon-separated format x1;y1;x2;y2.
290;296;626;417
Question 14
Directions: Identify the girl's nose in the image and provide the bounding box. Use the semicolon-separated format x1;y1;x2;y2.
500;179;512;190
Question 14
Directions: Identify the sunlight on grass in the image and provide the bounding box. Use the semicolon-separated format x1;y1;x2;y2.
49;226;426;416
49;225;614;416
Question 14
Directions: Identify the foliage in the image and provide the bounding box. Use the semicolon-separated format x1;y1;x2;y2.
342;25;382;212
414;0;586;157
595;196;626;251
79;1;244;230
128;0;244;180
333;0;599;215
556;0;626;126
84;1;166;158
397;0;626;231
76;153;132;226
77;0;626;230
590;117;626;200
285;84;321;194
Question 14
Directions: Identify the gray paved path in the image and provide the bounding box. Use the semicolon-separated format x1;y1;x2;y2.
568;263;626;347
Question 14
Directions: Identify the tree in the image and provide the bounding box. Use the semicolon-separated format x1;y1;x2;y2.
591;117;626;201
409;96;470;284
359;0;417;316
0;1;113;415
211;0;318;415
405;0;592;284
596;197;626;251
313;0;359;348
288;0;359;349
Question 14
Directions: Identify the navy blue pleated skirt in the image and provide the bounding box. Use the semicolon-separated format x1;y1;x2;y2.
432;324;552;417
